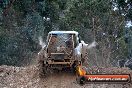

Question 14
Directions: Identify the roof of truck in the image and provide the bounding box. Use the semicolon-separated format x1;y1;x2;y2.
48;31;78;35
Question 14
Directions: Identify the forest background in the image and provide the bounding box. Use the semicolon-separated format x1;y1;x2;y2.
0;0;132;67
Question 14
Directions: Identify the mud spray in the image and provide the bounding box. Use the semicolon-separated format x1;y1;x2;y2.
39;36;46;49
87;41;98;49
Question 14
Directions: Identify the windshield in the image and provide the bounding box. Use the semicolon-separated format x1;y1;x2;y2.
49;34;72;47
47;33;75;53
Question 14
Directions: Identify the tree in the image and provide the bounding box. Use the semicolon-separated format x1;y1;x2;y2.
113;0;132;21
62;0;128;67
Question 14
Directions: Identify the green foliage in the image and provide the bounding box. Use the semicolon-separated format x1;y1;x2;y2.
114;0;132;21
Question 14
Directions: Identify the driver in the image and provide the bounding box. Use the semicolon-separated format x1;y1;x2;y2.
48;35;58;53
50;35;57;44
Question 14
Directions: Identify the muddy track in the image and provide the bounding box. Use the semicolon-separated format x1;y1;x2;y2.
39;71;132;88
40;71;76;88
0;65;132;88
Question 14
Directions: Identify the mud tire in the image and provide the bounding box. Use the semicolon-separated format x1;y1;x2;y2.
38;60;47;78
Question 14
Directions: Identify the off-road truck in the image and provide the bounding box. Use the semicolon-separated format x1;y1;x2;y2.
38;31;88;75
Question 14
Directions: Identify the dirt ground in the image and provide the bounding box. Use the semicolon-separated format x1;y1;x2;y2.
0;65;132;88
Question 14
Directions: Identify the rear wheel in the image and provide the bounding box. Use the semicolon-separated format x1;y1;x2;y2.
38;60;48;78
71;63;76;74
71;61;80;74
